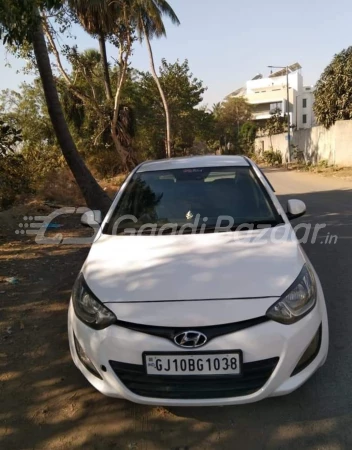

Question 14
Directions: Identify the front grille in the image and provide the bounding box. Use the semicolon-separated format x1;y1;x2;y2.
109;357;279;400
113;316;269;345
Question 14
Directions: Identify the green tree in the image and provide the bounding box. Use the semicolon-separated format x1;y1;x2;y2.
314;47;352;129
215;97;252;152
211;102;222;120
0;82;63;175
42;3;137;171
218;97;252;134
0;119;22;156
68;0;117;101
239;121;257;154
133;59;207;157
0;97;27;209
58;48;136;176
262;112;287;149
63;0;179;168
0;0;111;212
264;112;286;135
134;0;180;158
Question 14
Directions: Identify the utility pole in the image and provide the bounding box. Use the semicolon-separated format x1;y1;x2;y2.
268;65;291;163
285;67;291;163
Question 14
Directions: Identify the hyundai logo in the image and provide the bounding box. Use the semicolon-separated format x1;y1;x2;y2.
174;331;207;348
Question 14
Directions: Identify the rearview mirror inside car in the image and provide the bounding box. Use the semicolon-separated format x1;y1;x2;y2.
81;210;102;227
286;199;306;220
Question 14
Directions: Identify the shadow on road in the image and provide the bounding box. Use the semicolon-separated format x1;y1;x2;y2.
1;188;352;449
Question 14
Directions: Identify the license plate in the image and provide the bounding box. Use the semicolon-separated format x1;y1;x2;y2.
143;351;242;376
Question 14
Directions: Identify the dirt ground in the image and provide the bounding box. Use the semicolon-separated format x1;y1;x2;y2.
288;163;352;181
0;202;232;450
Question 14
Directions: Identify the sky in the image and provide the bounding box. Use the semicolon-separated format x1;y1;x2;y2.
1;0;352;106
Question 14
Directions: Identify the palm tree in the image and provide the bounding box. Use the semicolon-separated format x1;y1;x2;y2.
31;16;111;213
68;0;117;101
212;102;222;119
68;0;137;171
0;3;111;212
134;0;180;158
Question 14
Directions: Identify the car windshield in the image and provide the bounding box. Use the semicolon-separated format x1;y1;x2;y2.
104;166;282;235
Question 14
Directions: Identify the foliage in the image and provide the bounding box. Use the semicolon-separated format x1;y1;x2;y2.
0;82;62;208
0;117;27;208
209;97;252;154
0;0;62;46
37;167;84;205
314;47;352;129
263;112;287;137
132;0;180;158
318;159;329;168
0;0;113;213
58;48;114;150
134;59;209;157
0;119;22;155
218;97;252;132
0;0;260;205
216;97;252;145
239;121;257;154
248;151;264;165
263;149;282;166
0;56;212;189
0;83;64;179
211;102;222;120
0;154;31;209
133;0;180;40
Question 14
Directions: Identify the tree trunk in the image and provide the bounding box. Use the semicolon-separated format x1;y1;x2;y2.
111;42;135;172
143;27;172;159
98;32;113;101
32;18;111;215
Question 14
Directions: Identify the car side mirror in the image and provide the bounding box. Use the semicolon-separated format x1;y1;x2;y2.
286;199;306;220
81;210;102;227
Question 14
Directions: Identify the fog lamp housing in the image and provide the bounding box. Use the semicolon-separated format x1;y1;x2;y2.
74;334;102;379
291;324;322;376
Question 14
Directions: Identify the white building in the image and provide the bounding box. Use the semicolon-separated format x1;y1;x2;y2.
227;63;315;130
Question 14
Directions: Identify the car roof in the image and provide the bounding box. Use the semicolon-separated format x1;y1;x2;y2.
136;155;250;173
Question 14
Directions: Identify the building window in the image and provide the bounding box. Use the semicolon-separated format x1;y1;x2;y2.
302;114;307;124
269;102;282;114
302;98;307;108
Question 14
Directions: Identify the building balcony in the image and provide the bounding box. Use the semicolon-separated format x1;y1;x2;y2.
252;113;273;121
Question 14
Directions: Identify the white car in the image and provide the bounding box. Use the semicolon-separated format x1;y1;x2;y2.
68;155;329;406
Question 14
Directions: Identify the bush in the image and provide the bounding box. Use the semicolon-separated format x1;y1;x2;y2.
263;149;282;166
37;168;85;206
86;147;123;178
248;151;264;165
0;154;31;210
318;159;329;168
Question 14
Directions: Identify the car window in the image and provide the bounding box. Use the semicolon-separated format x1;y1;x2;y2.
104;166;281;235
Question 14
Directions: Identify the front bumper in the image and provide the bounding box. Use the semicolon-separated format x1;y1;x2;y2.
68;286;328;406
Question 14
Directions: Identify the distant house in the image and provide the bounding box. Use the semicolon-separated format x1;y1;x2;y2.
226;63;315;131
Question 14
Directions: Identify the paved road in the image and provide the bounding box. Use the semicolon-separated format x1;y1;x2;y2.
166;169;352;450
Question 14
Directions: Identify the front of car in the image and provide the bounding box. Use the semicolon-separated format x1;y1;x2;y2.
68;156;328;406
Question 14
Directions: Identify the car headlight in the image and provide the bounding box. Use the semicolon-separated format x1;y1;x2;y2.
72;274;117;330
266;264;317;324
